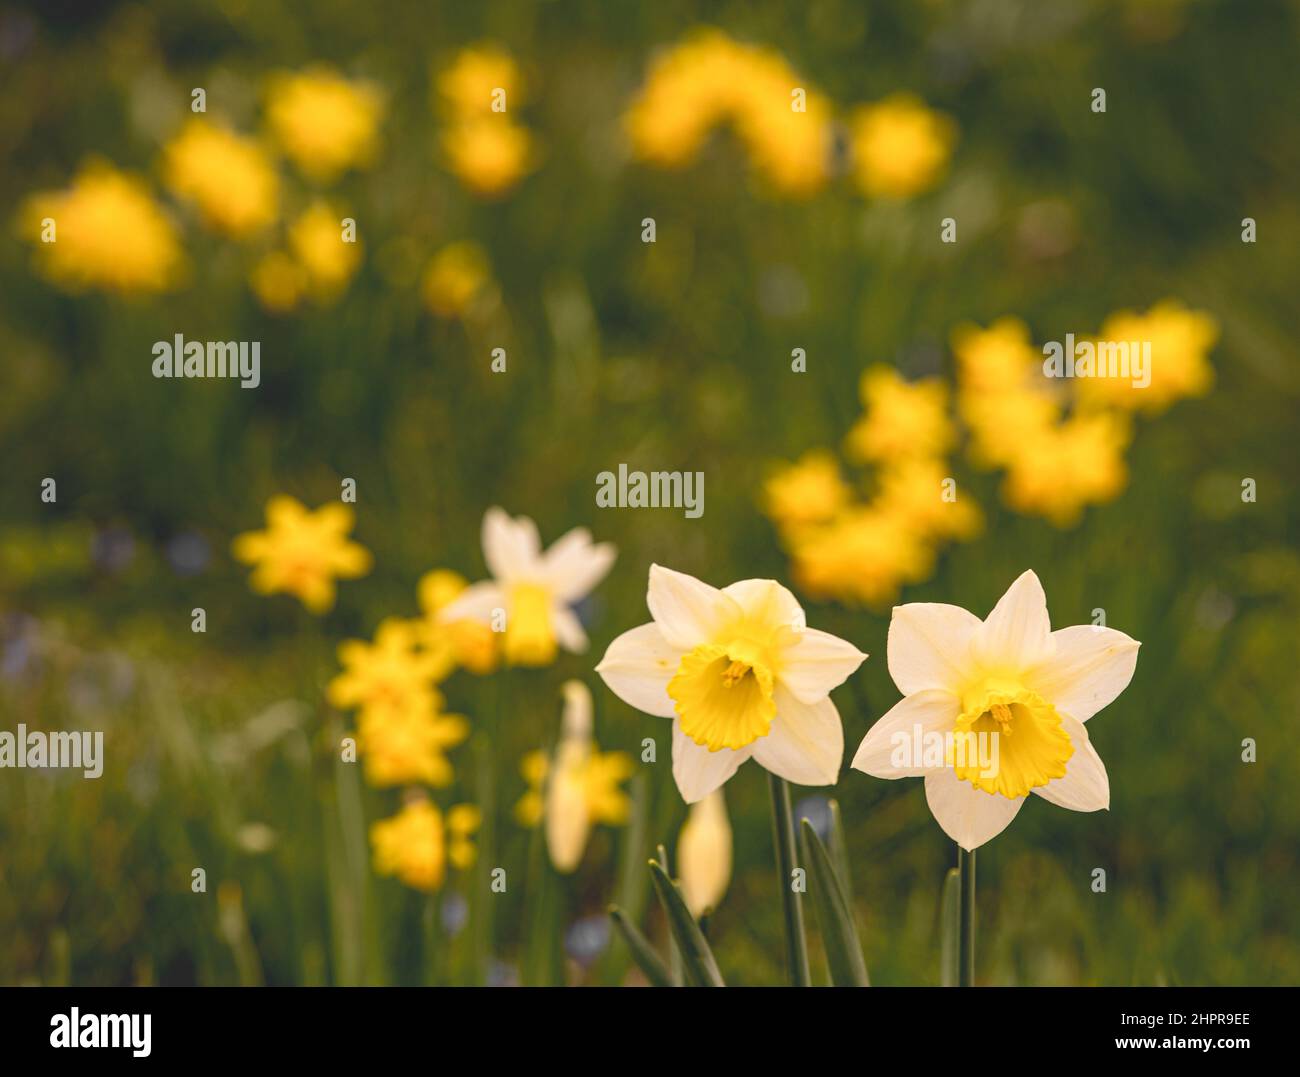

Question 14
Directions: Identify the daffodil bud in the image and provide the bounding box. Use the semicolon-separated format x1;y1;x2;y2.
547;681;595;873
677;790;732;917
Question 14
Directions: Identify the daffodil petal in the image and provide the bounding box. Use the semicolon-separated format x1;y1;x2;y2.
596;621;681;718
1032;715;1110;811
552;604;589;653
779;627;868;703
542;528;617;601
973;569;1054;670
439;580;506;622
887;602;982;695
482;506;541;582
1023;625;1140;723
647;563;741;649
751;687;843;786
851;688;961;777
924;768;1026;850
672;719;751;803
721;578;802;629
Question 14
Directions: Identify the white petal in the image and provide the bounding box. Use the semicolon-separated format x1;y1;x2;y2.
778;628;868;704
887;602;982;696
646;564;740;650
542;528;617;602
851;689;961;778
552;605;589;654
973;570;1054;672
672;720;751;803
924;769;1026;850
1023;625;1140;723
595;622;682;719
482;507;541;582
1032;715;1110;811
721;578;803;631
438;580;506;623
752;687;844;786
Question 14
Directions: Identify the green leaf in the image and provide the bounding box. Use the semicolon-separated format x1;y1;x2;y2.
800;819;869;987
828;798;855;909
940;867;960;987
608;905;675;988
648;860;725;987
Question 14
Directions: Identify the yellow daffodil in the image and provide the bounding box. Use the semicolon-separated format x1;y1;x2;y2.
677;789;732;917
328;618;446;718
161;118;279;237
231;495;372;612
1078;300;1218;414
1000;411;1131;527
441;117;535;197
421;241;492;318
515;681;634;873
624;30;830;195
951;317;1042;393
849;93;956;199
287;200;362;301
417;568;498;675
790;509;934;609
844;365;956;464
266;66;383;183
852;570;1139;849
762;450;853;534
20;161;183;294
249;250;306;313
874;458;983;543
370;797;479;891
596;565;866;802
442;508;616;667
355;707;469;787
436;44;524;114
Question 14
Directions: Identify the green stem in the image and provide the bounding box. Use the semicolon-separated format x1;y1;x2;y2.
958;846;976;987
768;773;811;986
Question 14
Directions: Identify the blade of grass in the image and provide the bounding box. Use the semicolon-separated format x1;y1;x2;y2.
648;860;724;987
800;819;869;986
608;905;675;987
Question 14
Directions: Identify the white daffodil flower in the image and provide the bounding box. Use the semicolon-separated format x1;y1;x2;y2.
677;790;733;918
852;569;1140;850
442;507;616;666
596;564;867;802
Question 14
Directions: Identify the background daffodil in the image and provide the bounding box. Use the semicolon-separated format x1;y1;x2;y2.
441;507;616;667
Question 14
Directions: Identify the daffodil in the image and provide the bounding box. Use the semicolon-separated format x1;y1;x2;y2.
441;508;616;667
421;241;492;318
265;66;383;183
790;508;934;609
1000;411;1131;527
370;797;479;892
20;160;183;294
849;93;956;199
231;495;372;612
844;365;956;465
677;790;732;917
441;117;535;197
852;570;1139;850
596;565;866;802
287;200;362;301
514;681;633;873
161;118;279;237
435;44;524;115
762;450;852;535
328;618;446;718
355;707;469;788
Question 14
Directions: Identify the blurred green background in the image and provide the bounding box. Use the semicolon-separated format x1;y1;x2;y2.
2;0;1298;986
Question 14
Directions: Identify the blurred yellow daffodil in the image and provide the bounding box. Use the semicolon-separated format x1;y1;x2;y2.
849;93;956;199
853;570;1139;849
231;495;372;613
161;118;279;237
21;160;183;294
417;568;498;676
370;796;479;891
266;66;383;183
421;241;493;318
762;450;853;534
844;365;956;465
